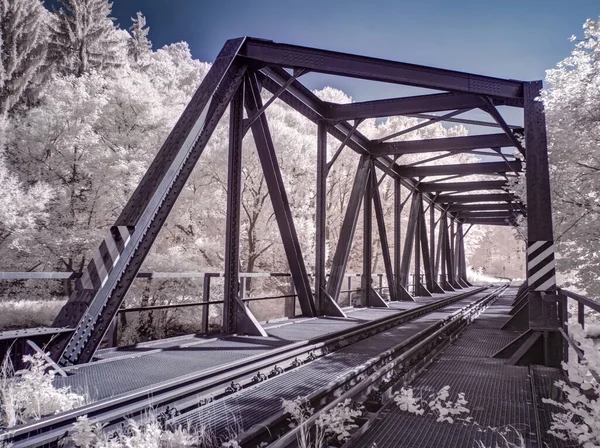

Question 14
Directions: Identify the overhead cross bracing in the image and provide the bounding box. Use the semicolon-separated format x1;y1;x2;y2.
45;37;558;368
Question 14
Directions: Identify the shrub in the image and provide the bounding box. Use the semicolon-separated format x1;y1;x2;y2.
0;352;85;427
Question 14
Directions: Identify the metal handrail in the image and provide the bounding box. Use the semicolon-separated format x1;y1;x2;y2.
554;287;600;383
559;288;600;313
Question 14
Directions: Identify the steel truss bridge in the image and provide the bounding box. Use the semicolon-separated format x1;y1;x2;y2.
1;38;598;448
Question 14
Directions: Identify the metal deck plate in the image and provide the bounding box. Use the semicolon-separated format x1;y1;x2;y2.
168;293;486;437
350;287;572;448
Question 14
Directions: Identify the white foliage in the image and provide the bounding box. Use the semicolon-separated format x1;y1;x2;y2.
542;323;600;447
282;396;362;448
392;387;424;415
511;17;600;293
394;385;471;424
0;156;52;249
426;386;471;424
0;0;49;114
68;415;201;448
128;12;151;64
0;352;85;427
51;0;126;76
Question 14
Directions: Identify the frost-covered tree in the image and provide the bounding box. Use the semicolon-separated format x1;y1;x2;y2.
0;0;48;115
0;156;52;250
520;17;600;293
50;0;124;76
128;12;151;64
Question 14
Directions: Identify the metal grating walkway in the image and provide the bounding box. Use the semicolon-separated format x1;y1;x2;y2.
350;286;572;448
53;295;442;400
168;291;487;436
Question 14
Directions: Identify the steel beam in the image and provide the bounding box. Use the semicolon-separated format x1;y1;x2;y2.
455;211;515;219
400;193;420;288
242;38;525;100
419;180;508;193
373;170;397;302
372;133;514;156
362;159;374;306
462;218;514;226
419;195;435;294
405;112;521;130
447;203;524;212
245;72;316;317
326;156;372;301
223;84;266;336
375;109;471;143
394;180;413;300
326;93;501;121
257;66;452;219
395;160;522;178
437;193;514;203
314;121;345;316
51;39;249;365
521;81;560;366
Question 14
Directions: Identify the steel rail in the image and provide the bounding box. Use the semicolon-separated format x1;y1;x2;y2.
1;288;485;447
235;285;506;448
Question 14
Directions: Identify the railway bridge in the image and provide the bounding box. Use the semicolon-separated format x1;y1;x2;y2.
1;39;599;448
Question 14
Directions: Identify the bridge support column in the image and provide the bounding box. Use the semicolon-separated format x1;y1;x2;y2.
414;194;432;297
315;121;345;317
362;159;388;307
373;171;396;302
245;72;317;319
224;83;267;336
326;156;371;303
495;81;562;367
394;180;413;301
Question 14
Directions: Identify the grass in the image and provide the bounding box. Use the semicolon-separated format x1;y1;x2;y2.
0;299;66;331
0;351;86;429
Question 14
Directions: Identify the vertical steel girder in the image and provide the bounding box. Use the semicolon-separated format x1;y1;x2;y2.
245;72;316;317
362;160;373;306
326;156;372;301
499;80;560;367
223;83;266;336
438;214;455;291
372;170;397;302
421;200;444;294
393;179;413;300
399;193;420;288
444;215;459;289
416;194;433;297
315;121;327;313
52;39;248;365
316;122;346;317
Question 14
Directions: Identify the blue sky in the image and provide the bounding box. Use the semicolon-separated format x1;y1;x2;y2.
107;0;598;132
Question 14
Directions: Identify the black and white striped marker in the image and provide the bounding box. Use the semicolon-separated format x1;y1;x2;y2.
527;240;556;291
79;226;134;290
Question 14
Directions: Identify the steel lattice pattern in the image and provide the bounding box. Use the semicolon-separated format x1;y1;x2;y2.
168;294;485;436
54;299;436;400
350;287;572;448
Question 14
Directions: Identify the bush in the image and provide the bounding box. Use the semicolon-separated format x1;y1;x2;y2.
0;352;85;428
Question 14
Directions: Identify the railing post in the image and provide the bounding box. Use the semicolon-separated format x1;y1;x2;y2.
107;316;118;348
347;276;352;306
202;273;210;333
578;301;585;328
378;274;383;296
288;277;296;317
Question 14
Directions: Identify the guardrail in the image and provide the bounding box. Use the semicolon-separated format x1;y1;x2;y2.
557;288;600;382
0;271;394;347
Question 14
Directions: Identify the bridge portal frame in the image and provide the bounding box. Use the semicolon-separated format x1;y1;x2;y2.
48;37;557;366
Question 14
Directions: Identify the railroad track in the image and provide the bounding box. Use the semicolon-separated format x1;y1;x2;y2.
1;286;490;447
236;284;508;448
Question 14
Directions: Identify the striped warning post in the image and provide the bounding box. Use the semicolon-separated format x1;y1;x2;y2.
527;240;556;291
79;226;134;290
